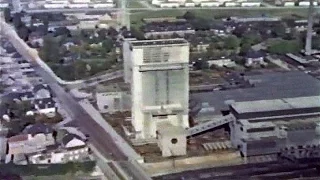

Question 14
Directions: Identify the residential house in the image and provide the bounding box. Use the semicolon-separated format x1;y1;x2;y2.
7;123;55;156
8;123;55;155
1;91;34;103
189;37;211;52
293;20;310;32
12;52;22;59
33;84;52;99
143;22;195;38
61;133;89;161
245;50;266;67
34;98;57;117
210;24;228;36
7;134;29;155
24;73;43;85
28;133;89;164
63;42;76;51
95;83;131;114
28;31;44;47
207;57;235;67
17;59;31;69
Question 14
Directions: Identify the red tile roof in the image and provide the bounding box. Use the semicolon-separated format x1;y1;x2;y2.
8;135;28;143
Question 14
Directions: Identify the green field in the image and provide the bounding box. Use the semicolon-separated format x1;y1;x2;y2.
130;8;310;28
128;1;146;8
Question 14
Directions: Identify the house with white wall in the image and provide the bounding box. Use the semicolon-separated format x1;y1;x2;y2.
33;84;52;99
8;123;55;156
95;83;131;114
245;50;266;67
28;133;89;164
34;98;57;117
207;57;235;67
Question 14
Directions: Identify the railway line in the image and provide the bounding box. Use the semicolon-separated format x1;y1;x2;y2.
154;160;320;180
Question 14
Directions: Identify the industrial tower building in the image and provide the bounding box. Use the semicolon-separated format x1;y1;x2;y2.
123;39;190;143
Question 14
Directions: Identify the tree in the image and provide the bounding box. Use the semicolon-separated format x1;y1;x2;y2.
39;35;60;62
233;26;247;37
182;11;196;20
193;60;209;70
267;39;302;55
191;18;210;31
241;33;262;46
239;43;251;56
17;25;29;41
224;35;240;50
43;18;49;35
272;23;287;38
284;28;299;40
102;38;114;54
53;27;70;37
69;45;84;60
131;28;145;40
312;37;320;49
4;8;11;23
12;13;23;29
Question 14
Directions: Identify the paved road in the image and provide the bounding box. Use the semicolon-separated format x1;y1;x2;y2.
24;6;320;14
67;70;124;89
1;20;150;180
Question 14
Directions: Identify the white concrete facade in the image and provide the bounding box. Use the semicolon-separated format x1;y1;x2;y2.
160;2;180;8
298;1;318;6
96;91;130;113
8;134;55;155
240;2;261;7
200;2;221;6
184;2;195;7
28;146;89;164
123;39;190;139
43;4;67;8
283;1;295;6
207;58;234;67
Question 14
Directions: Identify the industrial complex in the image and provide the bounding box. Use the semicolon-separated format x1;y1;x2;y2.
1;0;320;178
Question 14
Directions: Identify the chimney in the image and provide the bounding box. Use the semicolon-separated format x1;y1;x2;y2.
305;0;314;55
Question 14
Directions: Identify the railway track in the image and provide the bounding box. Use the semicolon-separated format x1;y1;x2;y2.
154;161;320;180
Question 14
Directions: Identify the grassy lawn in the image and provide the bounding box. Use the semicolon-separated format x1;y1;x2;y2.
130;8;310;28
128;0;146;8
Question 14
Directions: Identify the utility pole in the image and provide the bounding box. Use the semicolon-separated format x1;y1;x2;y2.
305;0;314;55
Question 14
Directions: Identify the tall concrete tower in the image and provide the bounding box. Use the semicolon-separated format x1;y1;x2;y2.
123;39;190;139
305;0;315;55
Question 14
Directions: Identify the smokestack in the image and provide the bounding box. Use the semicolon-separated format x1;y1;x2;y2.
305;0;314;55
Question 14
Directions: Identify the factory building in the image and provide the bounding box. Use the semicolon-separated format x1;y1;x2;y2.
229;96;320;157
123;39;190;144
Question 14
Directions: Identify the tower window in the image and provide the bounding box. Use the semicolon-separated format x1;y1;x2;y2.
171;138;178;144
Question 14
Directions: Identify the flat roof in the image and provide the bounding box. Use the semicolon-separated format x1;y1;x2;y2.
231;96;320;114
240;120;275;128
157;122;187;136
129;39;188;47
191;71;320;116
